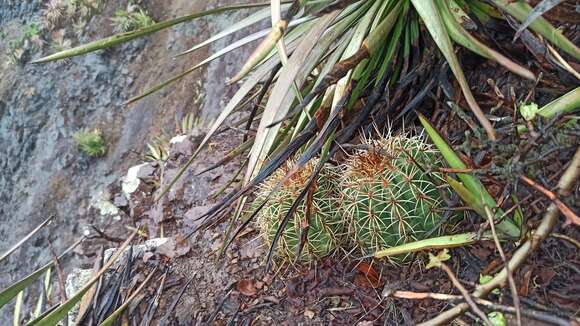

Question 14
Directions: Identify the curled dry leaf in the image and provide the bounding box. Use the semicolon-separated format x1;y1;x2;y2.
237;279;258;297
354;262;382;289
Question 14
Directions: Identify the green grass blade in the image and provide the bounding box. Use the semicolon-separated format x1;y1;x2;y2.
374;233;478;258
418;114;520;238
32;1;278;63
411;0;496;140
492;0;580;60
178;5;288;56
0;238;82;310
32;231;138;326
537;87;580;118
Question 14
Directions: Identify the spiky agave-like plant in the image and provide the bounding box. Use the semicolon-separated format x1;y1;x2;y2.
341;133;449;256
255;159;343;262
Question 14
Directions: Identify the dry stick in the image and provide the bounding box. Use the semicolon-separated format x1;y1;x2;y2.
392;291;572;326
418;147;580;326
484;205;522;326
48;242;68;326
551;233;580;249
0;215;54;262
439;263;493;326
519;174;580;226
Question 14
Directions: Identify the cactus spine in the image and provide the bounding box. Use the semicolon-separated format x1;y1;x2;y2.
340;134;447;256
255;160;343;262
255;133;449;263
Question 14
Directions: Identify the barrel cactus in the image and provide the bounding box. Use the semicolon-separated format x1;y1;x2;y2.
254;160;343;263
340;134;448;257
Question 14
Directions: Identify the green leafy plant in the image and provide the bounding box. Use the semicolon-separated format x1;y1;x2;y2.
418;114;521;238
179;112;202;136
255;159;343;262
6;23;41;64
42;0;106;31
111;7;155;33
73;128;107;157
146;140;169;162
341;134;449;256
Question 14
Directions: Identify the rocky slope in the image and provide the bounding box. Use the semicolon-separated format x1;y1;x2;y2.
0;0;256;322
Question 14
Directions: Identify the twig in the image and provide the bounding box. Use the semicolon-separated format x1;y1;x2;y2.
48;242;68;326
418;147;580;325
439;263;493;326
0;215;54;262
142;271;168;326
89;225;124;243
551;233;580;249
392;291;573;326
484;205;521;326
519;175;580;226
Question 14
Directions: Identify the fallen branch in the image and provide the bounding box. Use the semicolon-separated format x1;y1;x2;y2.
484;205;521;326
418;147;580;325
439;263;493;326
519;174;580;227
392;291;573;326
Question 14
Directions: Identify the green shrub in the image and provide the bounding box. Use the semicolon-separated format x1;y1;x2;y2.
110;8;155;33
74;128;107;157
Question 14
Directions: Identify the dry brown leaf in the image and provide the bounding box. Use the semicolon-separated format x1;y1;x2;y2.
237;279;258;297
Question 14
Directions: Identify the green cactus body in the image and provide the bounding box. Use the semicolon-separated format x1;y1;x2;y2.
341;135;447;256
255;160;342;262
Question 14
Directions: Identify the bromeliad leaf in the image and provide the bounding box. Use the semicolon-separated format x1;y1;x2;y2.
537;87;580;118
491;0;580;60
411;0;496;140
418;114;521;238
438;0;534;80
374;233;478;259
32;2;279;63
0;238;82;310
32;230;138;325
245;10;341;183
178;5;290;57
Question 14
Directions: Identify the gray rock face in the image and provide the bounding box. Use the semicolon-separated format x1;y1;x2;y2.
0;0;41;22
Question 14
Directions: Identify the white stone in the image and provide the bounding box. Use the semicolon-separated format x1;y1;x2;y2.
91;190;121;218
65;268;93;325
169;134;188;144
121;163;148;197
103;238;169;263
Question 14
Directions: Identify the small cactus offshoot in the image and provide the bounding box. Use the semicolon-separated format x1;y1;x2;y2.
73;128;106;157
341;134;448;256
255;160;343;263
